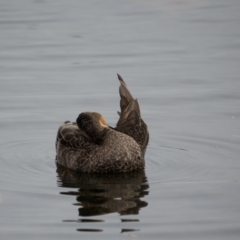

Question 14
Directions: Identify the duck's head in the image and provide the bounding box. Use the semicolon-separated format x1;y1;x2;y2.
76;112;109;144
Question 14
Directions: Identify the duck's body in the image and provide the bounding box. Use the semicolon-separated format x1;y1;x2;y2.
56;121;143;173
55;74;149;173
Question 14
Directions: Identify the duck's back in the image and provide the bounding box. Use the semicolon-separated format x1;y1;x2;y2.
56;122;144;173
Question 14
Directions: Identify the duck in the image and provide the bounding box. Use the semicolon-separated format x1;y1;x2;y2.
55;74;149;173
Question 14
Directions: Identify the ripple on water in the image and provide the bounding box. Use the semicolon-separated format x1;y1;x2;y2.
0;130;56;191
145;133;239;186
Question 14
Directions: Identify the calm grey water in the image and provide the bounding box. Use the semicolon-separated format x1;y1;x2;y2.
0;0;240;239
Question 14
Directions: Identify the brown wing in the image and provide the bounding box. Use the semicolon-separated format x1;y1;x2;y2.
56;122;92;150
115;74;149;156
55;122;99;171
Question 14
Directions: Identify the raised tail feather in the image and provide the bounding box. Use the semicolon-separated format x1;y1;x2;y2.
115;74;149;156
116;73;142;127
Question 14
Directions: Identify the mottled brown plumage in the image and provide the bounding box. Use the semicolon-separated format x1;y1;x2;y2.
55;74;149;173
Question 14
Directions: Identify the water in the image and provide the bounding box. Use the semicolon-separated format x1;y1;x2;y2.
0;0;240;239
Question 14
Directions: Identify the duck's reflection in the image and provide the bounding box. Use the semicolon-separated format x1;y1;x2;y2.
57;164;149;217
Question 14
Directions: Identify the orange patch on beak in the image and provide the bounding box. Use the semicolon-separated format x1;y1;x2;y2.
99;115;108;127
92;112;108;127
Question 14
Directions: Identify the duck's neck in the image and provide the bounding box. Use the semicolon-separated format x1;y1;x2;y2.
92;128;109;145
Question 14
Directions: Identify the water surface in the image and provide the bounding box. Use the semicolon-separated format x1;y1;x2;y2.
0;0;240;239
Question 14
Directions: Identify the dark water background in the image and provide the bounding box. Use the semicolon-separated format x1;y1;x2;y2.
0;0;240;239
